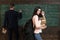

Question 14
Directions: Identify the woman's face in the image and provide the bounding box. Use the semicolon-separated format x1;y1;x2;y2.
37;9;41;15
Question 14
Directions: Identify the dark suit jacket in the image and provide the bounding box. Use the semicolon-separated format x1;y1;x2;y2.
3;10;22;29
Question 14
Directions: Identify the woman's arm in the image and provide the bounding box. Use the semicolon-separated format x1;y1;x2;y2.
32;15;41;29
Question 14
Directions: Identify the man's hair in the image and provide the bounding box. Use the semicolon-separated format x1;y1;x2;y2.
10;3;15;8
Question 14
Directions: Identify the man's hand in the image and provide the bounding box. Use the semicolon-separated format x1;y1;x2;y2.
2;28;7;34
19;9;22;13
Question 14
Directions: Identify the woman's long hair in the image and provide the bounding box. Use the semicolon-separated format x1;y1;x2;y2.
32;7;43;17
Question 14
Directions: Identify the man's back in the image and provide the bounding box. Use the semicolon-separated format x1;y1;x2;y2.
2;4;22;40
5;10;19;28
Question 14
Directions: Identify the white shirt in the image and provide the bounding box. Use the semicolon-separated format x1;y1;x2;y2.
32;15;42;34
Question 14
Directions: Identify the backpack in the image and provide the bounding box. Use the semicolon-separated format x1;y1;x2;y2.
23;19;36;40
24;19;34;34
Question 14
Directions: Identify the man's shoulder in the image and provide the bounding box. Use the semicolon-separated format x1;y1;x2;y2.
14;10;19;13
5;10;9;12
5;10;9;14
6;10;18;13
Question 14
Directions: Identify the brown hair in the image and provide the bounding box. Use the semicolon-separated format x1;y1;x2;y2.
10;3;15;8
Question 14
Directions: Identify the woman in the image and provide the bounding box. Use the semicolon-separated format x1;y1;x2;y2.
32;7;47;40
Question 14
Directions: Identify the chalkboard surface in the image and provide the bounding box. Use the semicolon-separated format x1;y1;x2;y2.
0;4;60;27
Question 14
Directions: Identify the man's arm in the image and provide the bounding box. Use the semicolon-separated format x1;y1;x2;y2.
18;10;22;19
3;12;8;28
2;12;8;34
18;12;22;19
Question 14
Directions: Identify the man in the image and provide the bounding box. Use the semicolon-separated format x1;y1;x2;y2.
2;3;22;40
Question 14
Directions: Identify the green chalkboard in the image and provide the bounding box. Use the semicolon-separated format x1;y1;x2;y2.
0;4;60;27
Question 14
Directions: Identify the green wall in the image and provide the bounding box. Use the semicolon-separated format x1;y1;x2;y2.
0;4;60;27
